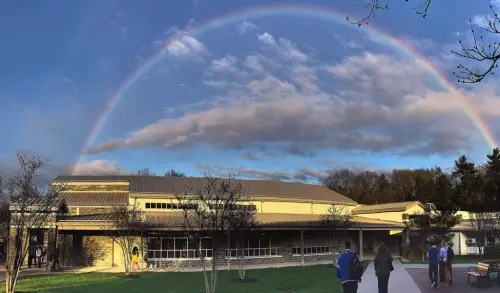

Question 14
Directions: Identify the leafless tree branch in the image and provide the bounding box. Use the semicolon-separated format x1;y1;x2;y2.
103;202;145;277
452;5;500;83
347;0;432;26
2;153;65;293
173;172;256;293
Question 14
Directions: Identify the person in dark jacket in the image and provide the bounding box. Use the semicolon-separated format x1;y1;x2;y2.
336;241;361;293
374;243;393;293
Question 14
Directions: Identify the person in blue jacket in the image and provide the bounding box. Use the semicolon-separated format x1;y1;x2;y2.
337;241;362;293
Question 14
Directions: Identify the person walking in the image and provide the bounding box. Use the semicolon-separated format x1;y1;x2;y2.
445;243;454;286
36;245;42;268
337;241;363;293
28;244;36;268
439;242;452;286
374;243;393;293
427;242;439;288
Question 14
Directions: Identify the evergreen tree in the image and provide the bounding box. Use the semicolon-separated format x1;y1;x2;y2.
485;148;500;210
451;155;479;210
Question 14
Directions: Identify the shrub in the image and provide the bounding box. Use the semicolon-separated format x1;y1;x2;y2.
483;244;500;259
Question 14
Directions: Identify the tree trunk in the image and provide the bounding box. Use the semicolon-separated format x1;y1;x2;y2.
237;241;246;280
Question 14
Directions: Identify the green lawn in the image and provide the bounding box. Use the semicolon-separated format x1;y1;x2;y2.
401;255;481;264
0;265;350;293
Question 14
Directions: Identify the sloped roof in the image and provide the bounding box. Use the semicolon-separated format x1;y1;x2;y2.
58;212;404;229
54;175;357;204
352;201;427;215
60;192;129;206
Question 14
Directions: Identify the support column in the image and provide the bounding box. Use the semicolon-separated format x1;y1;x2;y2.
300;227;304;266
359;228;363;260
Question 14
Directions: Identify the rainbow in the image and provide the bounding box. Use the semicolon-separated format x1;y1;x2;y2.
72;4;496;174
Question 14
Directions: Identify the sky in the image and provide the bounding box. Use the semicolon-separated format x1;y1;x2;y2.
1;0;500;183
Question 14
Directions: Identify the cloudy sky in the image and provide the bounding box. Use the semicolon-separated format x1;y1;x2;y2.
1;0;500;182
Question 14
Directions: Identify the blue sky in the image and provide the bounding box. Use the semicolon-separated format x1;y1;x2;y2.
1;0;500;182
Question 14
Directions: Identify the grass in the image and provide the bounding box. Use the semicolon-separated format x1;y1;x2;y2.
401;255;482;264
0;264;352;293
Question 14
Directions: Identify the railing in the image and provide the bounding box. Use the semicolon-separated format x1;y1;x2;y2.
225;247;282;258
147;247;282;260
147;249;212;260
292;246;333;256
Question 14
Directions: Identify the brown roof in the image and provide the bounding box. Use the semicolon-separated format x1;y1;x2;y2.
55;175;356;204
58;212;403;229
352;201;426;215
60;192;129;206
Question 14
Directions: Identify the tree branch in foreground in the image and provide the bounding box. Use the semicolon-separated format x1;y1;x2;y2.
347;0;432;26
452;5;500;83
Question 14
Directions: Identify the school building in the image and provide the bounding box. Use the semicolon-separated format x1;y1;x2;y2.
10;175;496;271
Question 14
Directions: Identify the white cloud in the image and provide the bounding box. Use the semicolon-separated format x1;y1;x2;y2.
257;32;276;46
471;0;500;28
86;48;500;157
257;32;307;62
237;21;257;35
244;55;264;72
72;160;127;175
166;34;205;56
209;55;238;72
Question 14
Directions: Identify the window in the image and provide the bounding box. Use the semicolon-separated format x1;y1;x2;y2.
292;246;332;256
207;203;257;211
147;236;212;260
147;235;282;260
226;235;281;258
144;202;198;210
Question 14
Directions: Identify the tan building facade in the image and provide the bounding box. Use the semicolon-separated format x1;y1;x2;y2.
13;175;489;272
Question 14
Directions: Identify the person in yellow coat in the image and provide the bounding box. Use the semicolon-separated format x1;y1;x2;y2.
131;251;139;271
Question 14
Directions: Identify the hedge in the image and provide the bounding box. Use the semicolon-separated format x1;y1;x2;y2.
484;244;500;259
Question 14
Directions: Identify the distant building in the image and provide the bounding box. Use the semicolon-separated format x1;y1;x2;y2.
6;175;496;271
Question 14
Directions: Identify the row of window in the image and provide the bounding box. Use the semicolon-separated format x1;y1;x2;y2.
147;236;279;259
291;246;333;256
144;202;257;211
145;203;198;210
146;247;283;260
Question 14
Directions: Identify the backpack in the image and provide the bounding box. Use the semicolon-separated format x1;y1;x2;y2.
349;255;363;280
447;247;454;262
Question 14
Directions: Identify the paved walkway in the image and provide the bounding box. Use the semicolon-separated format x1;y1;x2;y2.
407;267;500;293
359;259;421;293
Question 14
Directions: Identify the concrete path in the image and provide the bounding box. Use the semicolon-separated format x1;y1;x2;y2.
359;259;421;293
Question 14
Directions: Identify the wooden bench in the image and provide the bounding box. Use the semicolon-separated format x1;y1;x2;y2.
467;262;496;287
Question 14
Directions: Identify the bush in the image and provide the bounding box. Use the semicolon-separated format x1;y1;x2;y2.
483;244;500;259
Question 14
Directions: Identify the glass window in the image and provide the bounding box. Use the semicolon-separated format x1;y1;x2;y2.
162;237;174;249
161;203;167;209
145;203;151;209
175;237;187;250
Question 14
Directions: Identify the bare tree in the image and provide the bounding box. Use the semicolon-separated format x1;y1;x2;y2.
404;210;460;261
137;168;154;176
173;173;255;293
452;5;500;83
103;202;145;277
320;204;353;266
348;0;500;84
227;202;257;280
468;212;496;257
0;153;64;293
347;0;432;26
164;169;186;177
